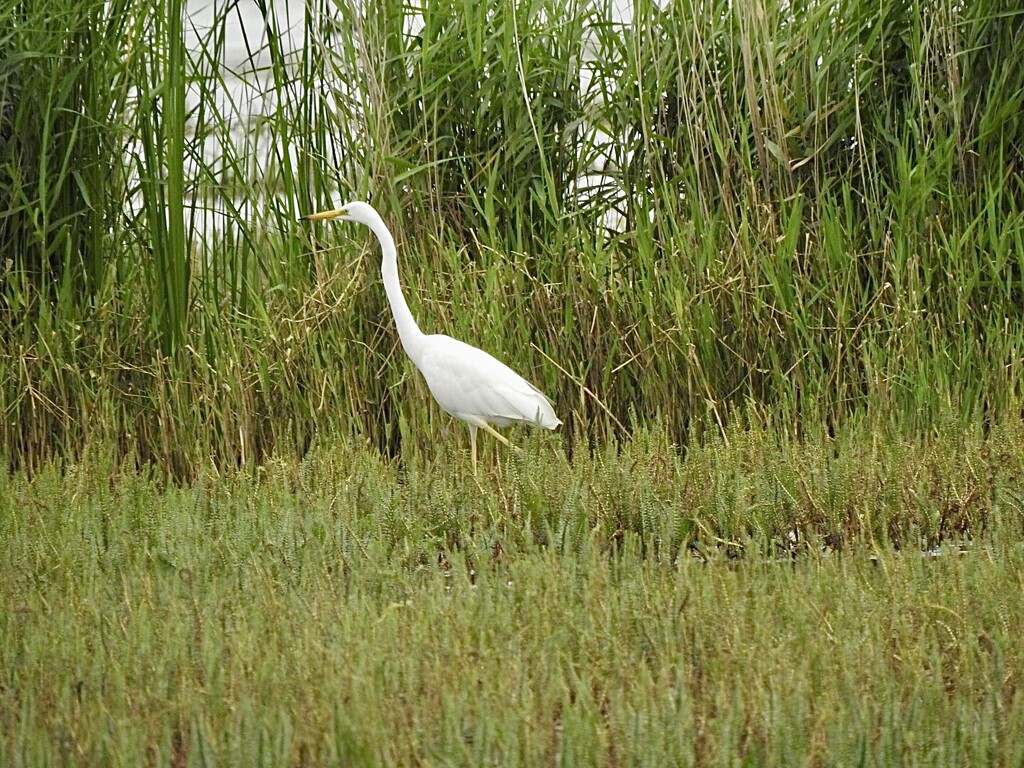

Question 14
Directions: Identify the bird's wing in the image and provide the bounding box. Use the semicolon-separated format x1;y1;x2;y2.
416;335;560;428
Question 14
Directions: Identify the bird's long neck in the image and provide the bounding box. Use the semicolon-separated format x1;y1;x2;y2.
369;216;426;366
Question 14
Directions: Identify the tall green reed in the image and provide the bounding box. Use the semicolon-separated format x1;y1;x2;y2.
135;0;189;355
1;0;144;465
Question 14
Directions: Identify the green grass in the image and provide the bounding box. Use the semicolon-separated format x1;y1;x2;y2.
3;1;1024;761
4;422;1024;765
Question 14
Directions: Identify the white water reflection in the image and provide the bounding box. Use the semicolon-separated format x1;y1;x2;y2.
185;0;305;116
182;0;657;235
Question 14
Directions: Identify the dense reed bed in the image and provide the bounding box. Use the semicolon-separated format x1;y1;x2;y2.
2;0;1022;473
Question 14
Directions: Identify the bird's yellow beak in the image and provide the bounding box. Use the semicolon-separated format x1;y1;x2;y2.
299;207;347;222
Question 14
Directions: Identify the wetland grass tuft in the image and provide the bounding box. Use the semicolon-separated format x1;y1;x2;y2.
3;424;1024;765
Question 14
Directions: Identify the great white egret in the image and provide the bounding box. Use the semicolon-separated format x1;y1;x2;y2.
300;201;561;472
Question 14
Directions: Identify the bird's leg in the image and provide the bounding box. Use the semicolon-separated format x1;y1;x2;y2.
479;423;522;456
470;424;520;475
479;423;512;447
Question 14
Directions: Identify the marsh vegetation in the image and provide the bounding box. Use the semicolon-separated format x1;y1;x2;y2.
2;0;1024;763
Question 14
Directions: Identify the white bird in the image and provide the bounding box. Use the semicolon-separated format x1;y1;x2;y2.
300;201;561;472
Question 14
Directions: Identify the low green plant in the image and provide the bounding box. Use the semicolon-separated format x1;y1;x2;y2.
3;422;1024;765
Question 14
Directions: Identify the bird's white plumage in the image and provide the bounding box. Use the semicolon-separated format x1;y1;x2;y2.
417;334;560;428
300;200;560;470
